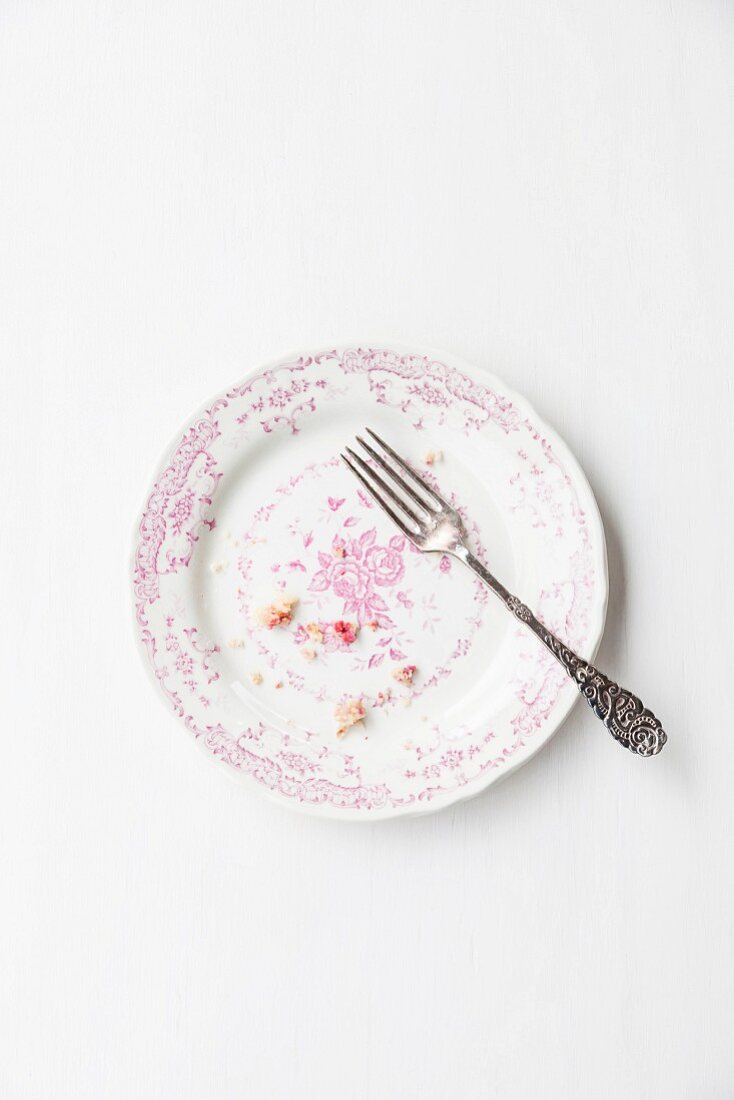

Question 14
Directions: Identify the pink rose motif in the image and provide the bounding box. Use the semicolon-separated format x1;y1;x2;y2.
364;545;404;587
307;521;406;624
331;560;372;602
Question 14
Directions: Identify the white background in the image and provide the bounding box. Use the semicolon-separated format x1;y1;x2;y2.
2;2;733;1097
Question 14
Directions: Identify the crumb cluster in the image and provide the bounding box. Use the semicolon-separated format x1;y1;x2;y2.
333;620;358;645
254;594;298;629
223;574;422;737
335;697;366;738
297;619;359;656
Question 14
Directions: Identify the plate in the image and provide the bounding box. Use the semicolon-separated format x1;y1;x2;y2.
131;343;607;819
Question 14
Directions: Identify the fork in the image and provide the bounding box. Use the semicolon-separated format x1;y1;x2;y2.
342;428;667;757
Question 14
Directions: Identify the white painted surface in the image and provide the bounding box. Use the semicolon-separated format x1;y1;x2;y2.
1;2;732;1097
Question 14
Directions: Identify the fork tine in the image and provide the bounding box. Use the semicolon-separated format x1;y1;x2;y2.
340;453;420;538
344;447;423;529
364;427;450;510
356;435;434;515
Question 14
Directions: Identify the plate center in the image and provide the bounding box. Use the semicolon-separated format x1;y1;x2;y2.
192;447;518;772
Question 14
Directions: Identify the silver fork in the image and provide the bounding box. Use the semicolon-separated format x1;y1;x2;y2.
342;428;666;757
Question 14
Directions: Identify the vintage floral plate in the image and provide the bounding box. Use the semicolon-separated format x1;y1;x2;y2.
132;343;607;819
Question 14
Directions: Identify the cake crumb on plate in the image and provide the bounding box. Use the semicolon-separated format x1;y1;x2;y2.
333;620;358;645
392;664;417;685
254;593;298;629
335;697;366;738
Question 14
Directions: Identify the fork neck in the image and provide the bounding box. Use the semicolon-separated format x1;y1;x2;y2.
453;545;514;606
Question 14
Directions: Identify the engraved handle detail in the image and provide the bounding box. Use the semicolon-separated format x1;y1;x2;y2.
505;595;667;756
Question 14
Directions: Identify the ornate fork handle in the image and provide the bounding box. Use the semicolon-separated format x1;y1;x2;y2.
461;550;667;757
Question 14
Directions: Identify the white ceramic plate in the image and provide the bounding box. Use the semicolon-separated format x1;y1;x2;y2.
132;343;607;819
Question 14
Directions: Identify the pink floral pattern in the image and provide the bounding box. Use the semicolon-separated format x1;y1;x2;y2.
234;459;490;708
308;529;405;625
293;621;357;653
132;346;606;817
134;410;223;606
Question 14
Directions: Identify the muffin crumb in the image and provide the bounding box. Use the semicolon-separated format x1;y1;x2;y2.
392;664;417;685
335;697;366;738
333;620;358;645
255;593;298;629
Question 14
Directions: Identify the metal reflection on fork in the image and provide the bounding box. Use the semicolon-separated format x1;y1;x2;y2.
342;428;667;758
